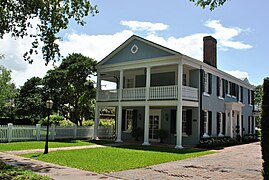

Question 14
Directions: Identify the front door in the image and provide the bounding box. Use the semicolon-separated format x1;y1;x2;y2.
149;109;161;142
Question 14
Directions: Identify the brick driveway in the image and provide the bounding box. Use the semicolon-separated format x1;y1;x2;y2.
108;142;262;179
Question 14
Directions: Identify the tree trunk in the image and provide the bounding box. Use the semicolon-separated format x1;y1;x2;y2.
261;78;269;179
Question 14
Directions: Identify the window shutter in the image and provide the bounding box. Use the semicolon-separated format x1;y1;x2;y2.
133;110;138;129
208;111;212;136
251;91;255;106
170;110;176;134
200;69;205;92
222;79;226;98
236;85;239;101
241;115;244;134
240;86;244;103
222;113;226;135
122;109;126;131
248;116;250;133
200;110;204;137
217;77;220;96
217;113;220;135
186;110;192;135
208;73;212;94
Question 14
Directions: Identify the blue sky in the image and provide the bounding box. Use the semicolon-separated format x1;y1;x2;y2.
0;0;268;86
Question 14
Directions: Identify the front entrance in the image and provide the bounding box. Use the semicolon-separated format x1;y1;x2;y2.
149;109;161;142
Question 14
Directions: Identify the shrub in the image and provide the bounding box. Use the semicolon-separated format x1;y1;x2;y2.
59;119;74;126
82;120;94;126
157;129;168;143
197;136;238;149
38;115;65;126
99;119;115;127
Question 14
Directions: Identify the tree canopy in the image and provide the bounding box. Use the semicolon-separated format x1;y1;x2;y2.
15;77;45;120
189;0;230;10
44;53;97;125
0;66;17;117
0;0;98;65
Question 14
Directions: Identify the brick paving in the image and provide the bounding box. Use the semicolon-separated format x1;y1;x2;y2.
108;142;262;180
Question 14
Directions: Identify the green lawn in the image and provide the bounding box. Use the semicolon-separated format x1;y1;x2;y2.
0;140;110;152
0;160;52;180
21;145;214;173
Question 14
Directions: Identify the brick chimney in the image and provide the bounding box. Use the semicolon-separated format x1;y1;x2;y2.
203;36;217;68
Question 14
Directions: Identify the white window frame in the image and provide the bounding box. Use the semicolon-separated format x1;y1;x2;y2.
125;109;133;133
227;81;231;96
249;90;253;106
203;110;209;138
203;73;210;96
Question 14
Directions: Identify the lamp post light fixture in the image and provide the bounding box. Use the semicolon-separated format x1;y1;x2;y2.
44;99;53;154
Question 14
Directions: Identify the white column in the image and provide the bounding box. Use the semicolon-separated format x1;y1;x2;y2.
225;111;229;136
146;67;151;100
119;70;124;101
96;73;101;101
175;62;183;149
115;105;123;142
219;112;224;136
93;105;99;140
230;110;233;138
239;111;242;137
143;103;150;145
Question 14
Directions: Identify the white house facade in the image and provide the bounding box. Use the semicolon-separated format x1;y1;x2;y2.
93;35;256;148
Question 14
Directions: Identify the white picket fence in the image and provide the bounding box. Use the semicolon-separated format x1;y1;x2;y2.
0;123;114;142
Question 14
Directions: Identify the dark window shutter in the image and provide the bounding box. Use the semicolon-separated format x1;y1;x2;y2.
241;86;244;103
236;85;239;101
208;73;212;94
241;115;244;134
200;70;205;93
217;113;220;135
200;110;204;137
222;113;226;135
217;77;220;96
133;110;138;129
122;109;126;131
208;111;212;136
170;110;176;134
186;110;192;136
222;79;226;98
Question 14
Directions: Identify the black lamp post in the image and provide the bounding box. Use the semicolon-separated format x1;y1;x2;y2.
44;99;53;154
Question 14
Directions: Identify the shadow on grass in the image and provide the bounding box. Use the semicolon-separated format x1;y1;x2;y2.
111;144;208;155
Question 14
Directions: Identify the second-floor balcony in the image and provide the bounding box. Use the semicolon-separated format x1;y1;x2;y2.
98;85;198;102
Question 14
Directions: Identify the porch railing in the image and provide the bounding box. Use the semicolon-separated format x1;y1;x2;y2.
98;85;198;101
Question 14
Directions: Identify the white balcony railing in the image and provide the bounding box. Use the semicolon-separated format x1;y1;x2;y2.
123;87;146;100
98;85;198;102
149;85;177;100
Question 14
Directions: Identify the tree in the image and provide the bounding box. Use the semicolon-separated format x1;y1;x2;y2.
15;77;45;121
44;53;97;125
189;0;230;10
0;66;17;117
0;1;98;65
261;78;269;179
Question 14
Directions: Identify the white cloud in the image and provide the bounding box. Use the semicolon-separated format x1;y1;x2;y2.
0;19;252;87
224;70;249;80
120;20;169;33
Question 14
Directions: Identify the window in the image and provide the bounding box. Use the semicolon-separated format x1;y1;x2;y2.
204;72;211;95
125;110;133;132
183;74;187;86
203;110;208;137
127;78;134;88
227;81;230;95
217;77;223;97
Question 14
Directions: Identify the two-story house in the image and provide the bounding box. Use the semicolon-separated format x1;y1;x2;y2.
93;35;256;148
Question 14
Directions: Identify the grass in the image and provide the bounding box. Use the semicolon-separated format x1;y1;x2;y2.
21;144;214;173
0;140;113;152
0;160;52;180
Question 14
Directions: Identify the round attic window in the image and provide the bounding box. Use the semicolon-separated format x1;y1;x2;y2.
130;44;139;54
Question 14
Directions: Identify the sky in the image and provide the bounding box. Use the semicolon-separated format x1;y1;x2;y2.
0;0;268;88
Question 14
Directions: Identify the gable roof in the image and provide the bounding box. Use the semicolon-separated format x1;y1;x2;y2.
96;35;181;67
